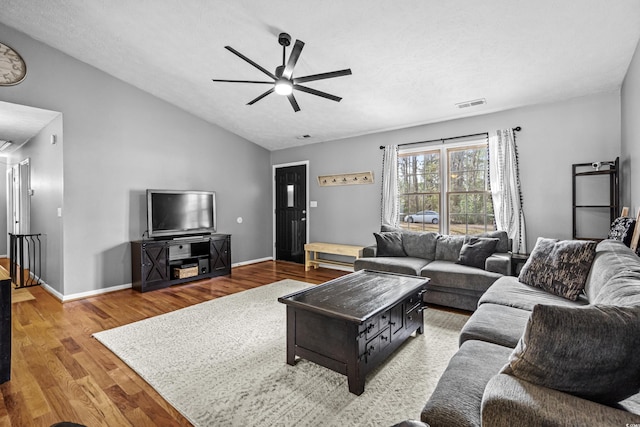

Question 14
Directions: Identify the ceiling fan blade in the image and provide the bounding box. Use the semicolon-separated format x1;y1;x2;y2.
212;79;274;84
247;88;275;105
293;84;342;102
287;94;301;112
293;69;352;84
225;46;277;80
282;40;305;80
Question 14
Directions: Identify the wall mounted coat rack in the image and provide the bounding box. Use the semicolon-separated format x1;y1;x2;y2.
317;171;374;187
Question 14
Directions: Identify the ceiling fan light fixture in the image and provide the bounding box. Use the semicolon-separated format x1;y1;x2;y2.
274;78;293;96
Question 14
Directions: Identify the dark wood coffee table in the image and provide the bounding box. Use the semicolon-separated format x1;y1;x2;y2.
278;270;429;395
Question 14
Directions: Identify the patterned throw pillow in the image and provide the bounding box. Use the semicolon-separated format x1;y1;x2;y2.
373;232;406;257
518;237;597;300
607;216;636;247
457;237;499;269
502;304;640;404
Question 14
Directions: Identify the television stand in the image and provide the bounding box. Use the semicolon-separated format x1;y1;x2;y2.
131;234;231;292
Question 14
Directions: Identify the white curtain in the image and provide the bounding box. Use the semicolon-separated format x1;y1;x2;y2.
381;145;399;228
488;129;527;253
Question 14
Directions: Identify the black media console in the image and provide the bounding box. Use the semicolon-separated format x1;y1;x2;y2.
131;234;231;292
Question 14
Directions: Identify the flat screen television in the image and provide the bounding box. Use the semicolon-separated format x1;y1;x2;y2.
147;189;216;238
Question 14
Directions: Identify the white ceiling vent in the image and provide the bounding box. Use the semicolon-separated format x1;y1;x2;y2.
455;98;487;109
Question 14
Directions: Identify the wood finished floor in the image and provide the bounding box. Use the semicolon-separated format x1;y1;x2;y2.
0;261;346;427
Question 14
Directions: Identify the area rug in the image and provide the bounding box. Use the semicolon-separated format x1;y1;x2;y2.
93;280;469;427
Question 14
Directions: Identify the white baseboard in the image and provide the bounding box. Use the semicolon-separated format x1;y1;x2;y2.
49;257;274;302
38;256;286;302
315;262;355;272
49;282;133;302
232;257;273;267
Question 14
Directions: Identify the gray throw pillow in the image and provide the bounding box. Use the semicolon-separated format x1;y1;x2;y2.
502;304;640;404
457;237;499;269
374;232;406;257
475;230;509;253
435;235;466;261
518;237;597;301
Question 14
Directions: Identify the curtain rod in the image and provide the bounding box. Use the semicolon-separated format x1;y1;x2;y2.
379;126;522;150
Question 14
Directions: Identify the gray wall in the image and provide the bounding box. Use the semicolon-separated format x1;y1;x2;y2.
622;37;640;214
8;115;64;292
272;91;622;252
0;23;273;297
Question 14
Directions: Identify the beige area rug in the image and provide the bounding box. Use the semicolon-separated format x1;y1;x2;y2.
93;280;469;427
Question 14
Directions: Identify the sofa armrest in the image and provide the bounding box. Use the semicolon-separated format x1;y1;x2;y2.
482;374;640;427
485;252;511;276
362;245;377;257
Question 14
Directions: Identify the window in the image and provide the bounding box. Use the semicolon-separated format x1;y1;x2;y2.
398;140;495;235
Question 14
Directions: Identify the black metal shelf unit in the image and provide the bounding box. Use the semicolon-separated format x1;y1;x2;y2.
572;157;619;240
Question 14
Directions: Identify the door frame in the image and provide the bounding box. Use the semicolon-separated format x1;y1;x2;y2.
272;160;309;260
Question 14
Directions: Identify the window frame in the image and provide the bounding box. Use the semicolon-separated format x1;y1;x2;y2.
398;138;494;235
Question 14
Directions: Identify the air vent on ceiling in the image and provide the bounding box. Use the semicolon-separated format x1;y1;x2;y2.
296;134;312;140
456;98;487;109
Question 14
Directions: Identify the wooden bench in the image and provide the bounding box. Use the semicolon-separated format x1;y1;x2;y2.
304;242;364;271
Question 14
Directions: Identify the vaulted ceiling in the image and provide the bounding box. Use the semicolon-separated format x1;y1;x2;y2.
1;0;640;151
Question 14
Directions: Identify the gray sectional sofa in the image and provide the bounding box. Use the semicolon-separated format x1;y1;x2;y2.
421;239;640;426
354;227;512;311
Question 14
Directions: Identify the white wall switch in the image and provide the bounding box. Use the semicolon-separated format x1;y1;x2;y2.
310;201;318;207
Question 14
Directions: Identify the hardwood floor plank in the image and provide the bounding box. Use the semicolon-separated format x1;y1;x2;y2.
1;261;346;426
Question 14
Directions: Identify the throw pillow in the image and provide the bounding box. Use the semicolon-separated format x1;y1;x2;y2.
501;304;640;404
457;237;499;269
607;216;637;247
374;232;406;257
475;230;510;253
518;237;597;301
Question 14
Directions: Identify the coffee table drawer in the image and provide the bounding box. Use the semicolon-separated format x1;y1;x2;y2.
359;309;390;340
359;326;392;362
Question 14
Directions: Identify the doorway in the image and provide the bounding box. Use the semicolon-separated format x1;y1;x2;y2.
273;162;308;264
7;158;30;236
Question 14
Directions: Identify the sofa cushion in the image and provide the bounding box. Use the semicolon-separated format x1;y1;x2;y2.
502;304;640;405
457;237;499;269
421;340;513;427
373;232;406;257
593;270;640;306
479;276;589;311
435;235;466;262
421;260;502;293
459;303;531;348
584;240;640;302
354;256;430;276
483;374;640;427
518;237;597;301
402;231;439;260
475;230;509;253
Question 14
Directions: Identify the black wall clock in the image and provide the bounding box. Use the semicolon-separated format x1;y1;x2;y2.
0;42;27;86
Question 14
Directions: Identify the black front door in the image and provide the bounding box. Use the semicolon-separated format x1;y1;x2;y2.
275;165;307;264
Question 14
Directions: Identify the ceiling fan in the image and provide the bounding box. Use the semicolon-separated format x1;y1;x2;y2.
212;32;352;112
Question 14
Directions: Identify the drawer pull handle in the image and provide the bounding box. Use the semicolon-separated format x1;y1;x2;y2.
389;321;396;326
380;335;388;341
367;345;375;356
